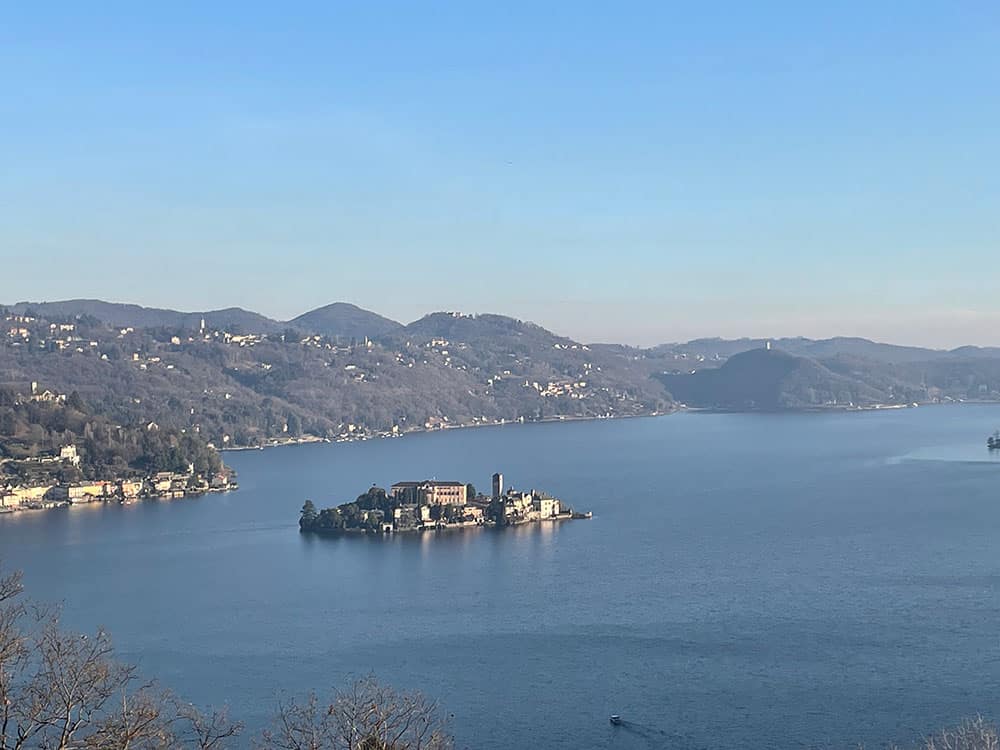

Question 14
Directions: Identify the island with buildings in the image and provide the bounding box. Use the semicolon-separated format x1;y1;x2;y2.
299;472;591;535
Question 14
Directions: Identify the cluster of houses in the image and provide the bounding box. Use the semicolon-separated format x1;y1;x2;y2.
4;314;99;354
0;452;235;513
383;473;584;533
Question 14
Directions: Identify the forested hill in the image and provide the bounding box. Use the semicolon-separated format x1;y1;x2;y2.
3;302;1000;444
0;307;677;448
659;348;907;409
288;303;402;339
8;299;403;340
657;345;1000;410
8;300;284;334
0;387;222;485
660;336;1000;363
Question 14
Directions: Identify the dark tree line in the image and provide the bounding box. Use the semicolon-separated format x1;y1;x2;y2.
299;486;396;533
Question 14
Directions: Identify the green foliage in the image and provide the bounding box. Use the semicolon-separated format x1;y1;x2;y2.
355;486;390;511
299;500;318;530
301;488;400;534
0;387;223;483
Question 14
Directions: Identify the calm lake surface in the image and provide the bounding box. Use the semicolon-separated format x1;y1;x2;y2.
4;406;1000;749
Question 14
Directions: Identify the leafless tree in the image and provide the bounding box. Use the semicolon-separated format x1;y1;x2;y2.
259;676;452;750
82;684;175;750
0;564;242;750
1;564;454;750
177;703;244;750
923;717;1000;750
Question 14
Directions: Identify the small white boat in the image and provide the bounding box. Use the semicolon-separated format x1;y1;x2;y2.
609;715;622;726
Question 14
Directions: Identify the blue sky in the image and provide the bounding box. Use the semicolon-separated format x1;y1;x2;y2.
2;2;997;346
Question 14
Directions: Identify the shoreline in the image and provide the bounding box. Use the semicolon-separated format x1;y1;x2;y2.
219;409;675;453
219;399;1000;454
684;400;1000;416
0;485;238;517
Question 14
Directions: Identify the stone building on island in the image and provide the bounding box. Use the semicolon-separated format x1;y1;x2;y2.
390;480;468;506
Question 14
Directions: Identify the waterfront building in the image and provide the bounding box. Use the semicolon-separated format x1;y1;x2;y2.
0;490;16;509
68;482;110;503
119;479;144;499
152;473;174;494
10;485;58;504
393;504;420;530
461;505;484;522
532;495;561;518
492;472;503;498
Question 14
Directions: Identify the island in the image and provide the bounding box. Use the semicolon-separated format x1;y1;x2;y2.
299;472;591;535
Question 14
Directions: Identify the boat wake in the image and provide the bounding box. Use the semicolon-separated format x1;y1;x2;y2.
891;444;1000;465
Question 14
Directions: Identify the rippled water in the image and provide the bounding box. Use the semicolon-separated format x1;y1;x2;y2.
3;405;1000;749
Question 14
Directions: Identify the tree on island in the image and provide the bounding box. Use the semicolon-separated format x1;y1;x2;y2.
300;500;318;530
355;485;390;511
465;483;476;500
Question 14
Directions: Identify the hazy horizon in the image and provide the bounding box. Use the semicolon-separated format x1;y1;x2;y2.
3;3;998;349
5;294;998;350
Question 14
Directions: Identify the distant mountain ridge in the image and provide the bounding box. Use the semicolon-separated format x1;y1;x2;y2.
0;304;675;447
663;336;1000;363
660;347;916;409
3;300;1000;445
394;312;572;346
6;299;998;358
7;299;403;339
7;299;285;333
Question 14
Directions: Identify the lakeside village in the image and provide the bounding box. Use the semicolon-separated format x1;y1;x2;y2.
0;440;236;513
0;382;236;513
299;472;591;535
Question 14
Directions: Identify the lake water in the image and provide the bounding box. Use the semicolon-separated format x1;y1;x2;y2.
4;406;1000;749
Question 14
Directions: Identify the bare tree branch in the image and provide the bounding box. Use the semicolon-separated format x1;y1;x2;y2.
176;702;243;750
260;676;451;750
1;565;454;750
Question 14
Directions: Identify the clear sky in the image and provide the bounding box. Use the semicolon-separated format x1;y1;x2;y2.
2;2;997;347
